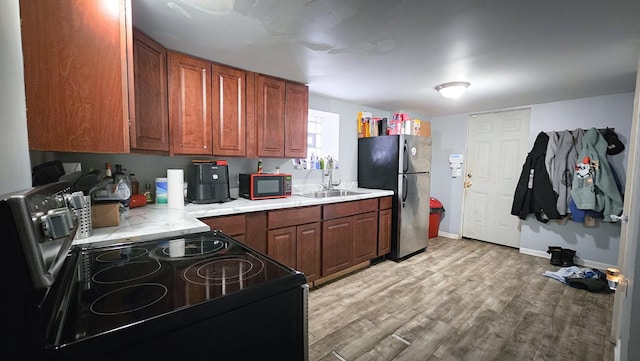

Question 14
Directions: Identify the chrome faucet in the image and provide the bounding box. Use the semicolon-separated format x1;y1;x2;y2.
323;156;341;190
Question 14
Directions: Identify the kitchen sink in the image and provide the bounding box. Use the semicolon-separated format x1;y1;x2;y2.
297;189;362;198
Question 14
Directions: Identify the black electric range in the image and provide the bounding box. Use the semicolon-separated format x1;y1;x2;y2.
1;182;308;361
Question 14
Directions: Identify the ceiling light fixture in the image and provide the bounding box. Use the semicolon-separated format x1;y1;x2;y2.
435;81;470;100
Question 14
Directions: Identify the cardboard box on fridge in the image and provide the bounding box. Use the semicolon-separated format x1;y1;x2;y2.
357;111;372;138
421;120;431;137
420;120;431;137
92;202;120;228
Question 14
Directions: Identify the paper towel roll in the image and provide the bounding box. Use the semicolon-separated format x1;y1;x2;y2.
167;169;184;209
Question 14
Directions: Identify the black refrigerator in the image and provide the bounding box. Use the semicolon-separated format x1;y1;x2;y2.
358;134;432;260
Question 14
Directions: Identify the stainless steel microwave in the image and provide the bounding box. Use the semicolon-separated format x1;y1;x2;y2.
239;173;292;200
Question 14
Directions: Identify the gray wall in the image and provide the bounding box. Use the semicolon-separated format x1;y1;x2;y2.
431;92;634;267
0;0;31;196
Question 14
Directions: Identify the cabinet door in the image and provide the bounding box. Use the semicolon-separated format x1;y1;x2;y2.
212;65;246;156
245;72;258;158
245;212;267;254
168;52;212;155
268;226;297;268
131;29;169;153
199;214;245;237
296;222;321;282
378;208;392;256
20;0;132;153
256;75;285;157
284;82;308;158
353;211;378;264
322;217;354;276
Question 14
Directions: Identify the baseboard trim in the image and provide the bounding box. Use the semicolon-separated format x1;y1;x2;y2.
437;231;460;239
312;261;370;288
519;247;617;270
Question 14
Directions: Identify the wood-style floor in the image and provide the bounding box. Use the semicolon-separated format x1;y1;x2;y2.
308;237;615;361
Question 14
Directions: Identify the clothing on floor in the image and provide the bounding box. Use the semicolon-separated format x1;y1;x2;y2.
543;266;612;293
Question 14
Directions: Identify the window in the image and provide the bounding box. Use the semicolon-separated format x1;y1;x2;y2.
306;109;340;169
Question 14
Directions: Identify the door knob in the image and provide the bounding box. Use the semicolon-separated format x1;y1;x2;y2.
464;181;473;188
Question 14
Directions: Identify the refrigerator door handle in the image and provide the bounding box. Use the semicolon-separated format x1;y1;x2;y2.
403;142;409;173
402;175;408;206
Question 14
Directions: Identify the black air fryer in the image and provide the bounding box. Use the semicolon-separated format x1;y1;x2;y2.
187;162;231;204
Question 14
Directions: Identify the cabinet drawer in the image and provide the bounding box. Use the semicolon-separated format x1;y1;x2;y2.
200;214;246;236
323;198;378;220
379;196;392;210
268;206;321;229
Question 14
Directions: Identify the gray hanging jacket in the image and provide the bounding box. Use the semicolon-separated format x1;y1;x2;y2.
545;130;574;215
570;128;623;221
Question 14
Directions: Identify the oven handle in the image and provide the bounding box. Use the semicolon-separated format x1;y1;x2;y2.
46;218;79;279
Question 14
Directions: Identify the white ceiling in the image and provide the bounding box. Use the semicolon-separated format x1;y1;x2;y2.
132;0;640;117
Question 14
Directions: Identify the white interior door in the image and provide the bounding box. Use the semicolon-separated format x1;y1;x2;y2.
612;56;639;359
462;108;530;247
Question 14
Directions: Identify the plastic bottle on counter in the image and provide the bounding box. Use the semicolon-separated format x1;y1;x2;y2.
310;153;317;169
113;165;132;208
257;159;263;174
143;183;155;204
129;173;139;194
104;162;113;179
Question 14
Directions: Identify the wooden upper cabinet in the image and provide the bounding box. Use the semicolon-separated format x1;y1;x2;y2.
168;52;212;155
255;75;309;158
20;0;132;153
284;82;309;158
256;75;286;157
212;65;246;156
131;29;169;153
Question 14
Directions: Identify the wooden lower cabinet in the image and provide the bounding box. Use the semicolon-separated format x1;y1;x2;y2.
200;197;389;282
322;211;378;276
267;206;321;282
245;212;267;253
267;226;296;267
377;196;393;256
198;215;243;244
353;212;378;264
296;222;321;282
267;222;321;282
377;208;392;255
321;216;354;276
199;214;245;237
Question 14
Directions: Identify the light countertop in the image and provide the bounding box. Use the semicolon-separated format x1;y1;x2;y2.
73;188;393;248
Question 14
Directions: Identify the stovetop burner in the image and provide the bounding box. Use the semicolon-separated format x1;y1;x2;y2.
95;247;148;262
151;238;227;260
183;255;265;286
90;283;168;316
92;259;162;284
